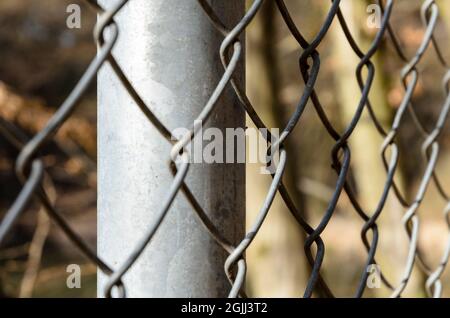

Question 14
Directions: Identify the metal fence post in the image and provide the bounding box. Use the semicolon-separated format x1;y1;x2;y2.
97;0;245;297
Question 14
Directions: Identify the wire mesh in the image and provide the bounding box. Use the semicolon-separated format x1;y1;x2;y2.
0;0;449;298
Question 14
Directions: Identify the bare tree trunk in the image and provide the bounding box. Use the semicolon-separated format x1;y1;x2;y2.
330;0;424;297
245;0;308;297
440;1;450;33
19;177;55;298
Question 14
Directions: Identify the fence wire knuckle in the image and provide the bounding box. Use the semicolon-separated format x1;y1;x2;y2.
0;0;450;298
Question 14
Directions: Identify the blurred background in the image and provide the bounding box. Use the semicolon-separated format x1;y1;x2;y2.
0;0;449;297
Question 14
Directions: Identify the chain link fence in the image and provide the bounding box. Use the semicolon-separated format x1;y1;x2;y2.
0;0;449;298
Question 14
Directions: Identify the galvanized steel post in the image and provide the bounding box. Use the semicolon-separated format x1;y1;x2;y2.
97;0;245;297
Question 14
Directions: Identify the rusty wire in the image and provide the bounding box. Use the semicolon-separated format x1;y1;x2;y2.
0;0;449;298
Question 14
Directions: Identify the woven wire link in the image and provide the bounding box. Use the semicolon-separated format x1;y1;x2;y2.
0;0;449;298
